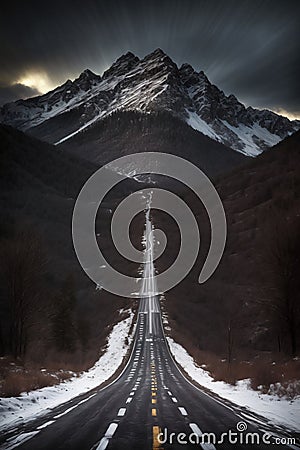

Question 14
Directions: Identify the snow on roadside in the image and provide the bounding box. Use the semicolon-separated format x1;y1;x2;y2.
167;337;300;432
0;310;135;431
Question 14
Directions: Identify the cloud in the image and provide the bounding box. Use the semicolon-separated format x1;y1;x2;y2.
0;83;40;106
271;108;300;121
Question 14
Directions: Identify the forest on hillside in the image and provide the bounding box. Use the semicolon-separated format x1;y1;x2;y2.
157;131;300;395
0;125;135;396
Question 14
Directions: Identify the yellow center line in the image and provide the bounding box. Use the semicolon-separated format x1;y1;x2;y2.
150;366;163;449
153;426;163;449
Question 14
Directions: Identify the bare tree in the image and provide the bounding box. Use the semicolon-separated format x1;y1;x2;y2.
263;215;300;356
52;274;77;353
227;318;234;364
0;230;47;358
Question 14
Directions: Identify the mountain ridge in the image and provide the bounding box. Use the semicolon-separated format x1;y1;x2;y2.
0;48;299;156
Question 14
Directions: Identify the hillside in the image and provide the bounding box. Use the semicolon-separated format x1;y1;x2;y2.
158;131;300;389
0;125;136;395
59;110;246;177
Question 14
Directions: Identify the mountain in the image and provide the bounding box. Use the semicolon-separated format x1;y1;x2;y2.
1;49;298;158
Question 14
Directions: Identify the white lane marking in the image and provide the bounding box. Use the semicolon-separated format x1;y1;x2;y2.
189;423;202;435
178;407;188;416
37;420;55;430
96;437;109;450
3;432;40;450
117;408;126;417
189;423;216;450
53;393;97;419
126;397;132;404
167;391;172;396
94;420;119;449
104;422;118;437
172;397;178;403
129;391;135;396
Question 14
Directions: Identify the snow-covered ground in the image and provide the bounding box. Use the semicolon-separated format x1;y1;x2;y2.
0;310;135;432
167;337;300;432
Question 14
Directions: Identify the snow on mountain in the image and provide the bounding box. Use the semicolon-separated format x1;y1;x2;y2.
0;49;299;156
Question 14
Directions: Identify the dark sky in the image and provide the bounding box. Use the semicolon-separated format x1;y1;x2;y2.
1;0;299;118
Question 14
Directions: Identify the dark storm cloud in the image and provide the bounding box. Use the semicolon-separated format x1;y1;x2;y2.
0;84;40;105
1;0;299;116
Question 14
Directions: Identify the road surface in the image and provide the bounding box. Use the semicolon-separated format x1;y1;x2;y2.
0;202;298;450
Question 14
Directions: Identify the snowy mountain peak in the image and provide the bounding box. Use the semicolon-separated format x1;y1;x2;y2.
103;52;140;79
0;49;299;156
143;48;177;69
148;48;169;58
77;68;100;80
74;69;101;90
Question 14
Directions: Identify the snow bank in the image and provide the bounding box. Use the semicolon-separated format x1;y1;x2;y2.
0;310;135;431
167;337;300;432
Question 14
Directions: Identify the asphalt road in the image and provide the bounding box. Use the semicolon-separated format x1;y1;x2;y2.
0;205;298;450
0;295;298;450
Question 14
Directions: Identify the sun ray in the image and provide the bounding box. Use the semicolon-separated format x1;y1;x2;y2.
17;71;53;94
